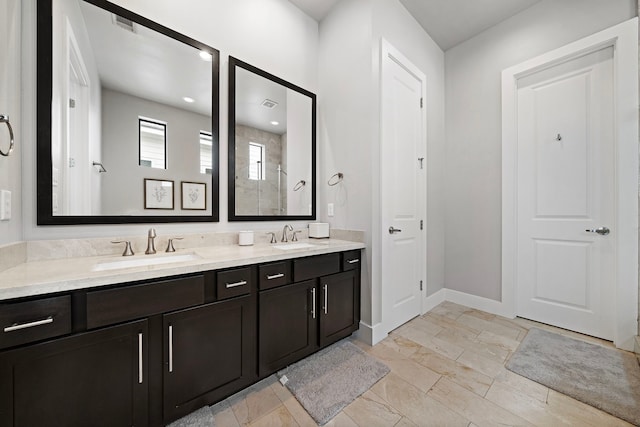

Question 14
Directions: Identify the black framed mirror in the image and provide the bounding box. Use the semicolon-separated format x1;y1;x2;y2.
37;0;220;225
228;57;316;221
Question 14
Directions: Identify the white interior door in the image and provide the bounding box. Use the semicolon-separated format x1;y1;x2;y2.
381;40;426;333
516;47;615;340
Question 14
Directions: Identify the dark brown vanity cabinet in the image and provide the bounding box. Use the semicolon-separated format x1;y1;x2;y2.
0;319;149;427
162;295;255;422
258;251;361;376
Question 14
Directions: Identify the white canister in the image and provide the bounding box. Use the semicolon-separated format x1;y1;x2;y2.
238;231;254;246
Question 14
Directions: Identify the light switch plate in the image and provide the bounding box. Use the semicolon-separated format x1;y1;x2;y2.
327;203;334;217
0;190;11;221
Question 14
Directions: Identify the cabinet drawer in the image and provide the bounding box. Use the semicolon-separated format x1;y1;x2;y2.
293;253;340;282
0;295;71;350
342;250;361;271
217;267;251;300
258;261;291;290
86;275;204;329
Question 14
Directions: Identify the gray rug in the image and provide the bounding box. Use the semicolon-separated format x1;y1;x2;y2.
277;340;389;425
506;328;640;425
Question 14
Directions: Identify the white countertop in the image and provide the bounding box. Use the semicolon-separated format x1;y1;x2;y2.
0;239;365;301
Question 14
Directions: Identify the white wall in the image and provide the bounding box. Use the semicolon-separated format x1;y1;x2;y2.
101;89;211;215
21;0;319;240
444;0;637;301
319;0;445;332
0;0;22;245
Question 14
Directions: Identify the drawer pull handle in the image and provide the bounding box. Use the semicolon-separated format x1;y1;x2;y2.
311;288;316;319
138;333;143;384
4;316;54;332
347;259;360;264
168;325;173;373
266;273;285;280
226;280;247;289
323;284;328;315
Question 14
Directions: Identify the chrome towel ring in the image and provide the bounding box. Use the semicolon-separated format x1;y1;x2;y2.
0;115;14;157
327;172;343;186
293;180;306;191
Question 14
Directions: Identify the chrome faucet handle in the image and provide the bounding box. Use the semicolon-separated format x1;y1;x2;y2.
145;228;157;255
166;237;183;253
292;230;301;242
281;224;293;242
112;241;134;257
266;232;277;244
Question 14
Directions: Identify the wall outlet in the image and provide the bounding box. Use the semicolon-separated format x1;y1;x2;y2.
0;190;11;221
327;203;334;217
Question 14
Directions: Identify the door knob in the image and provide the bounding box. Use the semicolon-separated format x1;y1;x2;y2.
585;227;610;236
388;227;402;234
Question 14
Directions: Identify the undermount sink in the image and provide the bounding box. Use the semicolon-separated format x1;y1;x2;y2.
93;253;202;272
272;243;317;251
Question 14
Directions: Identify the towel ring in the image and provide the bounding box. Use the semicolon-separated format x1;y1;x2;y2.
0;115;14;157
327;172;343;186
293;180;306;191
92;161;107;173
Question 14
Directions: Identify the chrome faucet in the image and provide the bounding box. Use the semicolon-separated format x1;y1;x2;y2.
281;224;293;242
145;228;157;254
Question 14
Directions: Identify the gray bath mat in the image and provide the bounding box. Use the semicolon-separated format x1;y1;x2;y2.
506;328;640;425
167;405;214;427
277;340;389;425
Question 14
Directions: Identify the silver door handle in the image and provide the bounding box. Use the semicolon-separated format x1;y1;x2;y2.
585;227;610;236
311;288;316;319
138;333;143;384
388;227;402;234
226;280;247;289
266;273;284;280
4;316;54;332
168;325;173;373
323;284;328;315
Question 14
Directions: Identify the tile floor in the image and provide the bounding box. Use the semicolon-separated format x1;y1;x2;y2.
209;301;635;426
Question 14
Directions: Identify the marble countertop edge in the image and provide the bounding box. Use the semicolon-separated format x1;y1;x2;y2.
0;239;365;301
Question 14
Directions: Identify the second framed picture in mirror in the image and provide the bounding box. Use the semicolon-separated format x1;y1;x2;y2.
228;57;316;221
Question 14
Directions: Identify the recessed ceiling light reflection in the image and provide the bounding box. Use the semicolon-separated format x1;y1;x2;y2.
183;97;195;103
199;51;212;61
270;121;279;126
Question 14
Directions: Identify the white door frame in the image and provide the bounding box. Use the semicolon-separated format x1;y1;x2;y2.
380;38;428;336
502;18;639;350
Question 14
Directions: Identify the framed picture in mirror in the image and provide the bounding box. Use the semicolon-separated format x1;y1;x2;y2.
144;179;174;210
181;181;207;210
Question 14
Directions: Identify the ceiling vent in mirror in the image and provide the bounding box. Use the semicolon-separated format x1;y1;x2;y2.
112;14;137;33
261;99;278;109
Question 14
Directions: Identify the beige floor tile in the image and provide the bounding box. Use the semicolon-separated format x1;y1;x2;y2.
394;325;465;360
282;397;319;427
485;380;569;426
371;372;470;427
465;308;496;322
393;417;418;427
545;389;635;427
456;314;521;341
491;370;548;403
370;344;440;393
435;328;510;363
456;350;505;378
270;379;293;403
406;316;444;336
229;379;283;425
377;334;423;357
410;346;492;397
211;400;241;427
423;312;481;339
343;390;403;426
428;303;467;320
428;377;534;427
475;330;521;352
324;412;359;427
248;405;299;427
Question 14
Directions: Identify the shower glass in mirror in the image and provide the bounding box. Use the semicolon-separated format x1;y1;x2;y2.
228;57;316;221
37;0;219;224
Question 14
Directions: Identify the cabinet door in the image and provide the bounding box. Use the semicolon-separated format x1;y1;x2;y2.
163;295;255;423
258;280;317;376
319;270;360;347
0;320;148;427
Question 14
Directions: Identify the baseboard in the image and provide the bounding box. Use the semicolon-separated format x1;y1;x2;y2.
423;288;446;314
354;321;387;346
444;289;514;318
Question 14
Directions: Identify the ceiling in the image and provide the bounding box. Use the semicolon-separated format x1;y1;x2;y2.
288;0;543;50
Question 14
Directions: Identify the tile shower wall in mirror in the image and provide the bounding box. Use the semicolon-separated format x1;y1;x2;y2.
38;0;219;224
